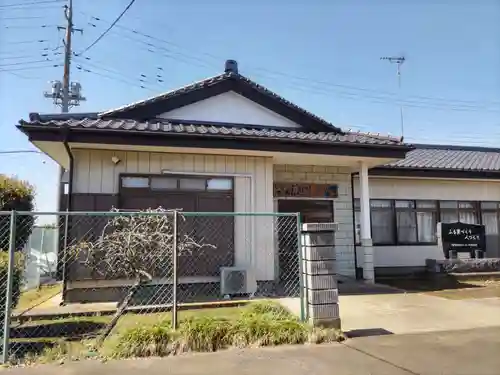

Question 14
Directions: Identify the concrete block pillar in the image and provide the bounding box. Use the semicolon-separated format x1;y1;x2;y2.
359;162;375;283
302;222;341;329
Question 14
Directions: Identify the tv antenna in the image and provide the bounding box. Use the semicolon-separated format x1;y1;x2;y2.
381;56;406;136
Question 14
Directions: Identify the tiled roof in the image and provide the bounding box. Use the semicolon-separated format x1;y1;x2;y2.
382;144;500;172
18;117;406;147
98;72;342;132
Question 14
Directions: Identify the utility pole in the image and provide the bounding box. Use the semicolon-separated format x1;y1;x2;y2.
381;56;405;137
61;0;73;113
42;0;85;287
43;0;84;216
44;0;85;110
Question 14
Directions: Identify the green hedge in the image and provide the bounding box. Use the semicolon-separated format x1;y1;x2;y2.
0;174;35;251
0;252;24;323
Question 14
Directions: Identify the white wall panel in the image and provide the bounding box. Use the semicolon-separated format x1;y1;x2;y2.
159;91;302;129
354;176;500;268
72;149;275;280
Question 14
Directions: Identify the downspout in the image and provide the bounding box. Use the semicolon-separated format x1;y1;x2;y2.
61;129;74;304
350;173;360;280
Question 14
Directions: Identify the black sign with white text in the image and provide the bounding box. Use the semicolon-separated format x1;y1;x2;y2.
441;222;485;258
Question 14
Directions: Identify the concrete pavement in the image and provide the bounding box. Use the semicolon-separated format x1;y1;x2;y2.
5;327;500;375
280;281;500;336
339;291;500;335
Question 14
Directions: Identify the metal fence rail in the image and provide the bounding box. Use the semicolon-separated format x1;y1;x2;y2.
0;210;303;363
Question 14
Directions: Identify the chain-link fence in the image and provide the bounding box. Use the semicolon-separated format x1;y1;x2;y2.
0;210;303;363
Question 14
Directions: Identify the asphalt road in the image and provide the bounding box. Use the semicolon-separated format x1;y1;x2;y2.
6;326;500;375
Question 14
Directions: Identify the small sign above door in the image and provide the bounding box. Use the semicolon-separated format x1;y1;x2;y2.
273;183;338;198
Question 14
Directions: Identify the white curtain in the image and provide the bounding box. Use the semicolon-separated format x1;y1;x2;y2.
417;211;437;242
371;210;394;244
397;211;417;242
459;211;478;224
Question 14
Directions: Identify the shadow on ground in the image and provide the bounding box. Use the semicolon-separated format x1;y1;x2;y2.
338;280;403;296
378;276;482;293
11;320;106;339
344;328;394;338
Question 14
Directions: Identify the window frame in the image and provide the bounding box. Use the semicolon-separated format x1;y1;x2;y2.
119;173;234;195
354;198;440;246
438;200;480;224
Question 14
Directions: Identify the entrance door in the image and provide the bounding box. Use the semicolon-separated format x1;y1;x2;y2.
276;200;334;292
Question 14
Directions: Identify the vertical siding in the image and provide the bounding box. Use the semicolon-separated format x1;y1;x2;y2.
72;149;275;280
273;165;355;278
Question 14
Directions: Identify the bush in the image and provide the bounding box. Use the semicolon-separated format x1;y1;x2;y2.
110;302;345;359
111;323;177;358
179;316;233;352
0;252;24;321
231;313;308;347
241;301;295;320
0;175;35;250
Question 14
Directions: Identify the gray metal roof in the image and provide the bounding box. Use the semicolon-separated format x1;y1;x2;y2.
383;144;500;172
19;117;406;146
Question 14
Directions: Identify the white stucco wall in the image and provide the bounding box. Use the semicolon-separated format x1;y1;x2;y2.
72;149;276;280
158;91;302;128
274;165;355;278
354;176;500;268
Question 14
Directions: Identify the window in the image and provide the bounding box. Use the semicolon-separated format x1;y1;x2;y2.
440;201;479;224
179;178;207;191
121;175;234;193
416;201;438;243
481;202;499;234
354;198;438;245
150;177;177;190
207;178;233;191
354;199;361;244
395;200;417;243
370;200;395;245
121;176;149;188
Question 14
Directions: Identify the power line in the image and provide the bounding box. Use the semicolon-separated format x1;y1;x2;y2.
3;24;58;30
73;56;164;88
0;63;61;72
0;15;45;20
97;17;496;107
76;65;159;93
0;58;57;67
2;39;48;45
102;20;500;109
80;22;500;113
0;51;62;61
0;150;43;155
0;0;63;8
77;0;137;55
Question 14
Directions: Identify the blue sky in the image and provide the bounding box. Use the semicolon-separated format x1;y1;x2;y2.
1;0;499;213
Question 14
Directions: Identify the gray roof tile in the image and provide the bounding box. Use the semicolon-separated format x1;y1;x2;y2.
383;144;500;172
19;117;406;147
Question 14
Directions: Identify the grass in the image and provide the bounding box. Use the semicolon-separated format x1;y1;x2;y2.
380;276;500;300
15;284;62;312
10;305;251;362
109;301;344;359
12;300;344;364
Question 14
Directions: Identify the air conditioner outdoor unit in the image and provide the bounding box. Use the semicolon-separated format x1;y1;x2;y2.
220;267;257;297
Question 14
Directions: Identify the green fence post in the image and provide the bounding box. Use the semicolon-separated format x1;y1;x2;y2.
2;211;16;364
172;210;179;330
296;213;306;322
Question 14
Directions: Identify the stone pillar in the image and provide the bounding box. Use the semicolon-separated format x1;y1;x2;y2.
359;162;375;283
302;222;340;329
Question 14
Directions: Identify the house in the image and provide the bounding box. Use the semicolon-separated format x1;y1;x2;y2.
17;60;411;302
353;144;500;275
